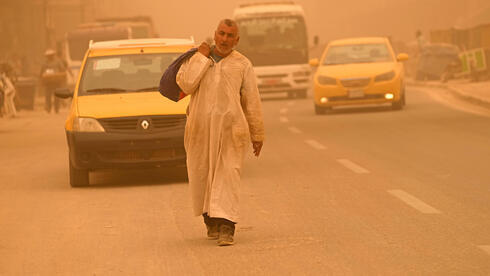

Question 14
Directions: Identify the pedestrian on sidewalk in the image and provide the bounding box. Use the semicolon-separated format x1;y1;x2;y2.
0;62;17;118
39;49;67;114
177;19;265;246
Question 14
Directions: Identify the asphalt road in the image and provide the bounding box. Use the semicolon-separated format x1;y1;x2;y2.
1;87;489;275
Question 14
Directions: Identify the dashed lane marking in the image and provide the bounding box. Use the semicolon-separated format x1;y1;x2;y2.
337;159;370;174
388;190;442;214
288;126;302;134
478;245;490;256
279;116;289;123
280;108;288;114
304;139;327;150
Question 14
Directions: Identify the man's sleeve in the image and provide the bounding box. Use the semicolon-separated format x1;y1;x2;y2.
176;52;212;95
240;63;265;142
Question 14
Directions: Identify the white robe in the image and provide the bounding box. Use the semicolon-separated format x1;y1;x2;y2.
1;73;17;118
176;50;264;223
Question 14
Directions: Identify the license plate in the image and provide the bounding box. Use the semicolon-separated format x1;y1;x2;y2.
348;89;364;98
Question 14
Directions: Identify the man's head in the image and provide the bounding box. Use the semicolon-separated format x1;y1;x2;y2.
44;49;56;61
214;19;239;57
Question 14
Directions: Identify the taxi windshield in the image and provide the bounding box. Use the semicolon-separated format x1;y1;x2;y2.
78;53;179;95
323;43;393;65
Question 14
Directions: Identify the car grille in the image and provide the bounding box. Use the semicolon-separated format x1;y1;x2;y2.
99;115;186;133
329;94;386;101
98;148;186;162
258;74;288;79
258;83;291;89
340;77;371;88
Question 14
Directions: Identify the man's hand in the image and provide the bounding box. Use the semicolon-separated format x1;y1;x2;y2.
252;141;263;157
198;42;211;57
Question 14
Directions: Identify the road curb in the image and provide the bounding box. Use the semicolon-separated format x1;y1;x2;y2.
407;80;490;110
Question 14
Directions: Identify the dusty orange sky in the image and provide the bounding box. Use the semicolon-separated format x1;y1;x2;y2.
93;0;489;44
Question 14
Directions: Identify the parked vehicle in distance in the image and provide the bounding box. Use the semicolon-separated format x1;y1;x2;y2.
56;38;194;187
63;23;133;89
416;43;461;81
233;2;311;99
310;37;409;114
63;17;158;90
96;16;159;38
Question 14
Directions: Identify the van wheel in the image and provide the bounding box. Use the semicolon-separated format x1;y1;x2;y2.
69;162;89;187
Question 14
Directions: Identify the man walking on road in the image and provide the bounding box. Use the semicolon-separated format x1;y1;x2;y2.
39;49;68;114
177;19;265;246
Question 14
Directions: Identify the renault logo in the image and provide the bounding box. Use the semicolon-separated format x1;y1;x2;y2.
141;120;150;130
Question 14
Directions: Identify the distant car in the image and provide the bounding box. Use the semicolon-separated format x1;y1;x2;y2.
310;37;408;114
415;43;460;81
56;38;194;187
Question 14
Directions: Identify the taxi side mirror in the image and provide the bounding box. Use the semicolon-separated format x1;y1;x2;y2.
309;58;320;67
54;88;73;98
397;53;409;62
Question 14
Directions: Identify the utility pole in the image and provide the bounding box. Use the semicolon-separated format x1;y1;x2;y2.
80;0;86;23
43;0;50;48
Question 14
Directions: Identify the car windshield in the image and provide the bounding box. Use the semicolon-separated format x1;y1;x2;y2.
323;43;393;65
78;53;180;95
236;16;308;66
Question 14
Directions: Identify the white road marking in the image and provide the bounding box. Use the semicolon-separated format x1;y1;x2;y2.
478;245;490;256
280;108;288;114
304;139;327;150
287;101;296;106
388;190;442;214
279;116;289;123
337;159;370;174
288;126;302;134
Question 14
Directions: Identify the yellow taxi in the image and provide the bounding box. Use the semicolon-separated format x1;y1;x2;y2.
309;37;408;114
55;38;194;187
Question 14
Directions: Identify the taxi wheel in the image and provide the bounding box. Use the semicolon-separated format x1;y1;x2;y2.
69;162;89;187
315;104;330;115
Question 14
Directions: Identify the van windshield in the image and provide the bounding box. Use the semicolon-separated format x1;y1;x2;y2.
236;16;308;66
323;43;393;65
78;53;179;95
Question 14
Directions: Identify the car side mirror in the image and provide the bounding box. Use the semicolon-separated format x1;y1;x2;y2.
397;53;409;62
54;88;73;98
309;58;320;67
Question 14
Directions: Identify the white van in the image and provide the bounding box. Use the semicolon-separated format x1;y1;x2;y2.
63;23;132;89
233;2;311;98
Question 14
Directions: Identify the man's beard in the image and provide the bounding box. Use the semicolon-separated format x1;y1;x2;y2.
215;44;233;56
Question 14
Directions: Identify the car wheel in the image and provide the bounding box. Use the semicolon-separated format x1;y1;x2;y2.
392;93;405;110
69;161;89;187
315;104;326;115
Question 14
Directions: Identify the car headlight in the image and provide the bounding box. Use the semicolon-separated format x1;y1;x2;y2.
317;75;337;85
375;70;395;82
73;117;105;132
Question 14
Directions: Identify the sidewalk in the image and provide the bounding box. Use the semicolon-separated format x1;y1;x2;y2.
407;78;490;109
